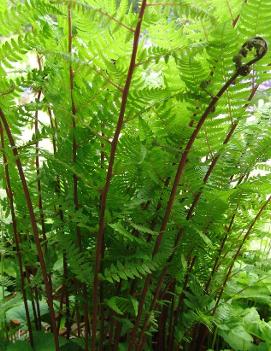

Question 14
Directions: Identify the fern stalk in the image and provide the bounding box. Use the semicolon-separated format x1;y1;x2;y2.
35;91;47;241
34;287;42;330
206;164;261;285
99;121;106;350
128;67;240;350
213;194;271;315
68;5;90;348
232;0;248;27
195;194;271;351
48;107;72;338
0;123;34;346
0;108;60;351
35;56;47;245
204;212;236;293
48;107;57;155
177;81;260;326
91;1;147;349
181;169;257;350
167;79;261;349
68;3;82;251
25;270;40;331
130;44;266;344
187;81;259;219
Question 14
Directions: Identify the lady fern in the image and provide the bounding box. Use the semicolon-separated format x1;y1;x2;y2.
0;1;271;351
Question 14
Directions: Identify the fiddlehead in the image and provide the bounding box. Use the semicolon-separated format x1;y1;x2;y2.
233;36;268;76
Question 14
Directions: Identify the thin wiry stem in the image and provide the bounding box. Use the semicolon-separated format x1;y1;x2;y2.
130;47;265;344
68;4;81;250
35;56;47;246
97;8;135;33
166;82;261;342
68;5;90;349
34;90;47;244
196;194;271;350
25;270;39;330
91;1;147;349
48;107;71;338
128;68;239;351
204;211;237;293
186;82;259;219
213;194;271;315
0;108;59;351
0;123;33;347
98;121;106;349
59;1;135;33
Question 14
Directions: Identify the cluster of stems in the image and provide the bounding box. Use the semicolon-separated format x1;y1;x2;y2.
0;2;268;351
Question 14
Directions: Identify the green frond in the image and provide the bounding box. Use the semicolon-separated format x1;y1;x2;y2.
102;258;159;283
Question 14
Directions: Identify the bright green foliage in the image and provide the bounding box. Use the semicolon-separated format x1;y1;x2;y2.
0;0;271;350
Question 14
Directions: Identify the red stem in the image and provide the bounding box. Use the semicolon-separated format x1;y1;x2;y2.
212;194;271;315
68;6;90;349
131;72;260;349
34;288;42;330
197;194;271;350
0;108;59;351
25;271;39;330
153;72;238;255
204;211;236;292
128;70;239;350
0;124;34;346
68;4;81;250
35;90;47;244
186;83;258;219
48;107;57;155
91;2;147;349
48;108;71;337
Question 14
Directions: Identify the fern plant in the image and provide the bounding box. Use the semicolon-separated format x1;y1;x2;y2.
0;0;271;350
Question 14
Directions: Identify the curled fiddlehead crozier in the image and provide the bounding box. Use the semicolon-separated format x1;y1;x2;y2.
233;36;268;76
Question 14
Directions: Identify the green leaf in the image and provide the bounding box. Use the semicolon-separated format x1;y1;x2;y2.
6;300;48;328
129;222;158;236
105;296;125;315
130;296;139;316
221;325;253;351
